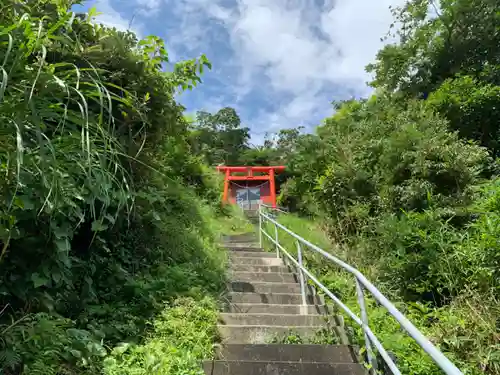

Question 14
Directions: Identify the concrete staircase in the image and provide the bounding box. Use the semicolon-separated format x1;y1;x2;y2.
203;233;365;375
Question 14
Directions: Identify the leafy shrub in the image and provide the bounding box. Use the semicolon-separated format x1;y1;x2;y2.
1;313;105;375
262;213;500;375
452;178;500;295
269;99;500;371
361;209;462;303
427;76;500;155
103;297;219;375
0;2;239;374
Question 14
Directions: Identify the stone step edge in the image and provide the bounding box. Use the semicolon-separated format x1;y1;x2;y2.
227;303;326;309
229;270;291;274
221;311;346;326
228;281;301;286
229;254;279;257
231;271;297;276
223;243;261;247
214;343;359;362
229;274;298;280
220;313;330;318
229;256;281;260
226;245;262;248
216;343;357;348
229;252;277;258
218;320;351;347
218;313;332;324
202;360;365;375
229;251;274;253
228;292;337;305
227;290;312;300
204;359;357;365
228;251;272;254
216;343;357;349
227;292;323;302
218;324;333;329
227;282;311;292
229;292;306;296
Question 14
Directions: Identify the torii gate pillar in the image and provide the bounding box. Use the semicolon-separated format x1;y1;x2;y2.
217;166;285;208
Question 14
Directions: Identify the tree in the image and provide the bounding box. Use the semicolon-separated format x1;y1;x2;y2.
368;0;500;95
427;76;500;154
239;147;278;166
189;107;250;165
366;0;500;154
258;127;306;163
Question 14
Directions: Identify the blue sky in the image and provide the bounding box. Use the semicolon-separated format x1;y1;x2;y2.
77;0;405;143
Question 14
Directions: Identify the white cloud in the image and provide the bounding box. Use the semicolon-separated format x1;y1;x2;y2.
320;0;402;85
91;0;407;141
92;0;143;37
190;0;406;138
136;0;163;16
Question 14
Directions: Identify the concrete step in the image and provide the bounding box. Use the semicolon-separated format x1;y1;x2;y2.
223;234;258;243
218;325;332;344
230;257;283;266
219;313;329;326
226;243;261;249
229;281;303;294
228;292;323;305
231;264;291;273
230;251;276;258
245;213;259;220
227;303;329;315
232;272;298;283
216;344;358;363
203;360;364;375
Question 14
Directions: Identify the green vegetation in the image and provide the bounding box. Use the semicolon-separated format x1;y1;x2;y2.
263;213;499;375
258;1;500;374
189;107;250;166
1;0;498;374
102;297;220;375
0;2;250;374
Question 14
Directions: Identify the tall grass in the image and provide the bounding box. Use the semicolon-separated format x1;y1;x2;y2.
0;3;243;374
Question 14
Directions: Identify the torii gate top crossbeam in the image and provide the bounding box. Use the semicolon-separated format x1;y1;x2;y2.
217;166;286;173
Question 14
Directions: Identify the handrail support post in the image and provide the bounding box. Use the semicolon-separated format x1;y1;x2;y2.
274;222;279;258
356;278;377;375
258;204;262;248
296;240;308;308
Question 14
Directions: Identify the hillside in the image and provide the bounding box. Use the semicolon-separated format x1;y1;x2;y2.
0;2;251;374
1;0;499;374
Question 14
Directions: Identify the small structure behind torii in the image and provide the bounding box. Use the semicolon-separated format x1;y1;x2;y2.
216;166;285;209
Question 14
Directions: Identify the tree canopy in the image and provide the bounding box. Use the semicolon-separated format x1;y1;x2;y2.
367;0;500;153
189;107;250;166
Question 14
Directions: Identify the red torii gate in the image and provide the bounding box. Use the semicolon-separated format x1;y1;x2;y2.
216;166;285;208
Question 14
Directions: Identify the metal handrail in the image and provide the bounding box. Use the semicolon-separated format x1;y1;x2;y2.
258;205;463;375
260;203;289;214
